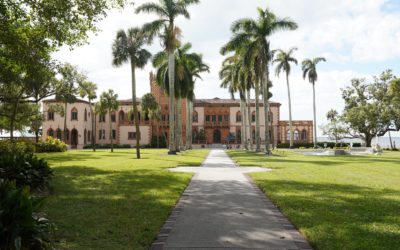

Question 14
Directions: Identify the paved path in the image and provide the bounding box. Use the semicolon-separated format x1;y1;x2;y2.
152;150;312;250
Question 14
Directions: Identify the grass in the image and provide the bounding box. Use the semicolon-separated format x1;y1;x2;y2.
39;149;209;250
227;150;400;250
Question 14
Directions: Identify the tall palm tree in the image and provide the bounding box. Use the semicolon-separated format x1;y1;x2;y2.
153;43;208;151
99;89;119;153
141;93;161;147
78;80;98;151
273;47;298;148
221;7;297;155
302;57;326;148
136;0;199;154
112;27;151;159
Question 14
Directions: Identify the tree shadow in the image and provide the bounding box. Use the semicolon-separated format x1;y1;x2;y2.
253;179;400;250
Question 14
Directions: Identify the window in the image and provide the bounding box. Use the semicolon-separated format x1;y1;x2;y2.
218;115;222;122
71;108;78;121
47;128;54;137
112;129;116;140
99;114;106;123
301;130;307;141
84;108;87;121
99;130;102;140
88;131;91;142
111;112;116;122
193;111;198;122
205;115;210;122
119;111;125;122
294;130;300;141
128;132;140;140
252;111;255;123
236;111;241;122
98;129;106;140
212;115;216;122
65;129;70;141
47;111;54;121
286;130;291;141
56;129;62;140
224;115;229;122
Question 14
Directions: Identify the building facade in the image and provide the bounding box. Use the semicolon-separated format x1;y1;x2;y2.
42;73;313;148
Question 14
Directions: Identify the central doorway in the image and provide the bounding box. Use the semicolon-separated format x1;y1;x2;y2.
71;129;78;149
213;129;221;143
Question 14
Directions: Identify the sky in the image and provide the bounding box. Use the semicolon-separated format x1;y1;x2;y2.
54;0;400;136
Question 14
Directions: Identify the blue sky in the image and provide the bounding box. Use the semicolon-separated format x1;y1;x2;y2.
55;0;400;136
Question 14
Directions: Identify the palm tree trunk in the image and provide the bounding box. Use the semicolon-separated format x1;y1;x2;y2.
63;102;68;143
286;72;294;148
263;67;271;155
246;90;253;150
109;112;113;152
189;100;194;149
185;98;190;150
89;101;96;152
240;97;248;150
312;82;317;148
177;99;183;150
168;49;176;154
255;82;261;152
175;98;180;152
131;62;141;158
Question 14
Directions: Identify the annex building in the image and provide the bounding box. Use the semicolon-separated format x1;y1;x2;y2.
42;73;313;148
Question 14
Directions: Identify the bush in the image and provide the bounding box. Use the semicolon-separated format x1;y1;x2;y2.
35;136;67;153
277;141;361;149
150;135;167;148
0;180;54;250
82;144;131;149
0;141;53;191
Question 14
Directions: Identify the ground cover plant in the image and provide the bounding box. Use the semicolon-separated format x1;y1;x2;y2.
39;149;209;249
227;150;400;250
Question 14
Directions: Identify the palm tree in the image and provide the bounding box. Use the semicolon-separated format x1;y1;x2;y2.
273;47;298;148
153;43;209;151
221;7;297;155
99;90;119;153
302;57;326;148
78;80;98;151
141;93;161;147
112;27;151;159
136;0;200;154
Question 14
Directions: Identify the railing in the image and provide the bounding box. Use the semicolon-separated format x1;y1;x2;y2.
204;121;229;127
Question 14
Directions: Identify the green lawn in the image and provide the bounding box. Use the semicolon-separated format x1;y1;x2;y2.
39;149;209;250
227;150;400;250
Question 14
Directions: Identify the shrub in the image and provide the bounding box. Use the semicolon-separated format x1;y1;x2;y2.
0;180;54;250
82;144;131;149
277;141;361;149
0;141;53;191
36;136;67;153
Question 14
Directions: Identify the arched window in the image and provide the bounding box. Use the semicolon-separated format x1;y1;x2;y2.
193;111;198;122
47;128;54;137
301;130;307;141
111;112;116;122
294;130;300;141
99;114;105;123
84;108;87;121
84;129;87;144
236;111;242;122
251;111;256;122
71;107;78;121
47;109;54;121
56;128;62;140
119;110;125;122
88;130;91;142
192;129;198;141
64;129;70;142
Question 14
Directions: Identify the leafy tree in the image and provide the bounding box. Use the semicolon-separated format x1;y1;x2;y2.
389;78;400;131
273;47;298;148
55;64;82;143
78;80;98;151
221;7;297;155
341;71;395;147
99;90;119;153
112;27;152;159
136;0;200;154
302;57;326;148
320;109;348;145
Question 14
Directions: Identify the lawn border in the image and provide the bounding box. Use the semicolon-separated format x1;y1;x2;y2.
243;173;314;250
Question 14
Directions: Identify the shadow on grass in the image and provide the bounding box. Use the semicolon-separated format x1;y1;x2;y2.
254;179;400;250
45;166;192;250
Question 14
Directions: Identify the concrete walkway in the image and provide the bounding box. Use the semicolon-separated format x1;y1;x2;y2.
152;150;312;250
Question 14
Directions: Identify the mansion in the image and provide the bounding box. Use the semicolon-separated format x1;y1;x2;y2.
42;73;313;148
